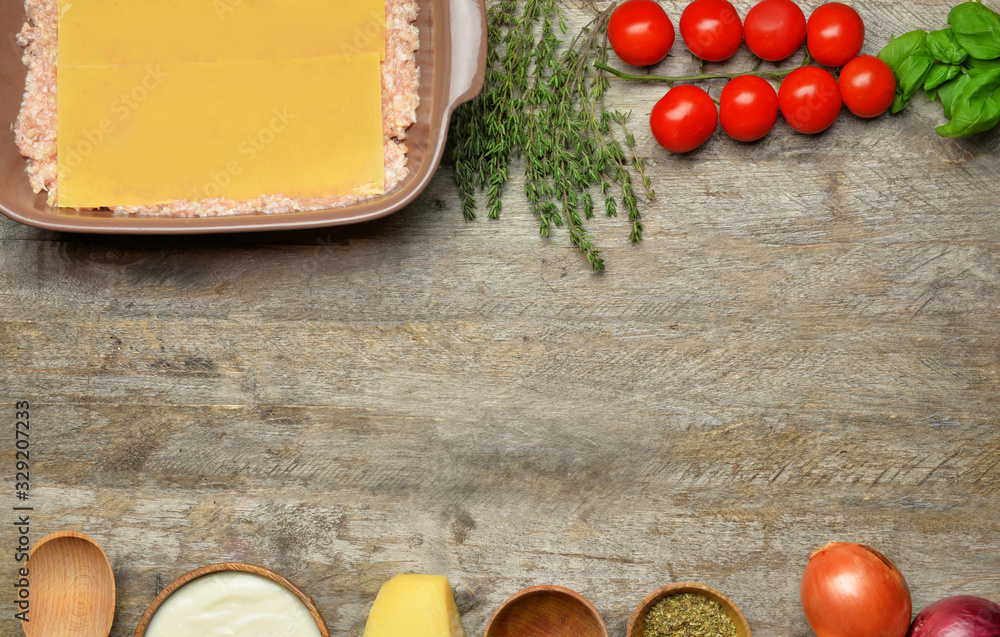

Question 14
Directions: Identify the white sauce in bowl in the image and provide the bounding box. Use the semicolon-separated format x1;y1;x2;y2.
146;571;323;637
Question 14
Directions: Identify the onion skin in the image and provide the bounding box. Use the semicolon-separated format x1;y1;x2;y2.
909;596;1000;637
801;542;913;637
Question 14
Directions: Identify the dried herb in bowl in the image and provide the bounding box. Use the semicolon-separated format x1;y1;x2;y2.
643;593;738;637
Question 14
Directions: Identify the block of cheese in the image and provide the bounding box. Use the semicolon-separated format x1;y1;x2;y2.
362;575;466;637
56;54;385;209
57;0;385;65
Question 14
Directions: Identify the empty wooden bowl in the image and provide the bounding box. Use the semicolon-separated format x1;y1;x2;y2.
627;582;752;637
134;562;329;637
483;585;608;637
22;531;116;637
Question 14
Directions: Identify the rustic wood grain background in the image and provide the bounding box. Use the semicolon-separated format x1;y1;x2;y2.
2;0;999;635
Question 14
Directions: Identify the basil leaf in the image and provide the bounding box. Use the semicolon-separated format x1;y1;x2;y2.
896;52;936;104
927;28;969;64
966;57;1000;73
880;31;935;112
927;73;958;101
937;68;1000;137
938;72;971;119
879;30;929;69
948;2;1000;60
891;93;910;114
925;62;963;91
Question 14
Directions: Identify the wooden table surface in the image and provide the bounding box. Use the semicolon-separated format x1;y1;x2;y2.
2;1;999;635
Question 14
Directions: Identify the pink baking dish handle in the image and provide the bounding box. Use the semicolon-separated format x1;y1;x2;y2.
448;0;487;110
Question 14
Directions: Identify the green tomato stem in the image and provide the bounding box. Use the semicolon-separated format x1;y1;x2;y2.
594;54;812;85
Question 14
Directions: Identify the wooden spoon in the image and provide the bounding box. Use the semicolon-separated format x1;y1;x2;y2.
22;531;115;637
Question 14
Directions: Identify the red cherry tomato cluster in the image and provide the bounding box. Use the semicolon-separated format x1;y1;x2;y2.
606;0;897;153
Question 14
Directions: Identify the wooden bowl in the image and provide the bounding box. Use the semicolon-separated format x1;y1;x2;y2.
133;562;329;637
23;531;115;637
626;582;752;637
483;585;608;637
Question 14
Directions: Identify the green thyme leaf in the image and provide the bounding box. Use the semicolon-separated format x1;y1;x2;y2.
449;0;654;272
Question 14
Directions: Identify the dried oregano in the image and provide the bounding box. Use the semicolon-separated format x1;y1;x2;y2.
643;593;738;637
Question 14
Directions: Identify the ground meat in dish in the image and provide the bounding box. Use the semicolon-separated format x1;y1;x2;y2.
14;0;420;217
14;0;57;198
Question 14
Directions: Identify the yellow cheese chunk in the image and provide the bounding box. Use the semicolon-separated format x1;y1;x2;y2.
362;575;466;637
57;55;385;209
57;0;385;65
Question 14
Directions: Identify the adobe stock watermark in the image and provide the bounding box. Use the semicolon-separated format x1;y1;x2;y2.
6;31;20;56
302;233;343;275
12;400;32;623
259;621;297;637
62;65;170;170
340;9;384;55
686;5;741;57
214;0;243;20
198;107;297;199
793;82;840;124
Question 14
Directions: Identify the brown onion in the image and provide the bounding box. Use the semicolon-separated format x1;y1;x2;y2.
801;542;912;637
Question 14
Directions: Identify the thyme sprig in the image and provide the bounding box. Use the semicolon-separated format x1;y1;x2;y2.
451;0;653;272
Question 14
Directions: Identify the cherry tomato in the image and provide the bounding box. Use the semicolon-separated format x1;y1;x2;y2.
778;66;842;133
650;85;718;152
608;0;676;67
838;54;895;117
680;0;744;62
744;0;807;61
807;3;865;67
720;75;779;141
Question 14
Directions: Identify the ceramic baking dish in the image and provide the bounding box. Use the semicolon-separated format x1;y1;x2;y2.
0;0;486;233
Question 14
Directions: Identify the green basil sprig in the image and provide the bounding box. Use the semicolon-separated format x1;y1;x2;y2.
879;1;1000;137
950;2;1000;59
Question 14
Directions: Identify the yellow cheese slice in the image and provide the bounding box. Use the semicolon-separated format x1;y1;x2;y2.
56;54;384;208
362;575;466;637
57;0;385;64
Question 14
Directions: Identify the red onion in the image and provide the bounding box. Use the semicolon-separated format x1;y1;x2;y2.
909;596;1000;637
